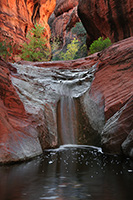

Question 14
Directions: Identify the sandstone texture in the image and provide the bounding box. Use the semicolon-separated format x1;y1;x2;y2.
0;37;133;163
49;0;80;49
0;57;42;163
90;37;133;156
78;0;133;47
0;0;56;59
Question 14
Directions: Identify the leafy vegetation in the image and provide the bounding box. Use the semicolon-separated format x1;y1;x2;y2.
59;38;79;60
71;22;86;43
0;23;112;62
71;22;88;58
0;40;13;60
89;37;112;54
51;22;88;61
20;24;50;61
51;36;62;53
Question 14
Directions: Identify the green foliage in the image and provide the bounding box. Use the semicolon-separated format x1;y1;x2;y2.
59;38;79;60
51;22;88;61
0;40;13;60
89;37;112;54
71;22;88;58
51;36;61;52
71;22;86;42
20;24;50;61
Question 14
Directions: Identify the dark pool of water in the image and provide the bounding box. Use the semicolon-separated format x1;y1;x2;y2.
0;145;133;200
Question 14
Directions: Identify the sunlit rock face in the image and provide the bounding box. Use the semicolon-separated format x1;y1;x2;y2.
49;0;80;48
0;0;56;57
78;0;133;47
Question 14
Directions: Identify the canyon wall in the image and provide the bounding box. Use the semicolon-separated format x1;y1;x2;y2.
49;0;80;49
78;0;133;47
0;0;56;59
0;57;42;163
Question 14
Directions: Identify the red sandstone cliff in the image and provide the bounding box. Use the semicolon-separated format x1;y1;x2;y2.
49;0;80;48
0;0;56;59
89;37;133;155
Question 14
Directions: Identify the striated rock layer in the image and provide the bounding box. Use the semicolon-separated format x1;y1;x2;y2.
78;0;133;47
49;0;80;48
0;57;42;163
0;37;133;163
0;0;56;59
89;37;133;156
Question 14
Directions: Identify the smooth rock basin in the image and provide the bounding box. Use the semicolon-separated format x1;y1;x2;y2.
0;145;133;200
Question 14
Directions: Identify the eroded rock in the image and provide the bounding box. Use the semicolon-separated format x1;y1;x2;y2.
78;0;133;47
0;37;133;163
0;57;42;163
0;0;56;60
101;98;133;155
49;0;80;51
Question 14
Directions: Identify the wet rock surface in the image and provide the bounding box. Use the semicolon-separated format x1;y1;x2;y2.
0;57;42;163
0;37;133;163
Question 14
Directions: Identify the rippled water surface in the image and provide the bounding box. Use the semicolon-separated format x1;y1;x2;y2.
0;145;133;200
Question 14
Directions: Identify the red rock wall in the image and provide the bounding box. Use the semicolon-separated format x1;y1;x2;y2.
89;37;133;155
49;0;80;48
90;37;133;120
0;0;56;54
78;0;133;47
0;57;42;163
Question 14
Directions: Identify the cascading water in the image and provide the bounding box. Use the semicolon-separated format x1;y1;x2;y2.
59;95;77;144
1;63;132;200
11;63;97;146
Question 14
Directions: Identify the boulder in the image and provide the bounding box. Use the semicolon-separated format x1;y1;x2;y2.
101;98;133;155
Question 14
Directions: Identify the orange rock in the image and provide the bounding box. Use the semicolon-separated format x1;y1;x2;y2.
0;0;56;59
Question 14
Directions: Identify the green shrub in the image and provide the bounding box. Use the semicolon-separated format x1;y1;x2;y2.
59;38;79;60
51;22;88;61
20;24;50;61
71;22;88;58
0;40;13;60
89;37;112;54
50;36;62;53
71;22;86;43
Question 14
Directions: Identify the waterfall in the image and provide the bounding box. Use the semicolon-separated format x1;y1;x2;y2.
11;63;98;147
58;95;77;144
56;66;97;145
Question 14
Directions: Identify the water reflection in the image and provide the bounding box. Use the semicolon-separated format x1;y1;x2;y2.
0;145;133;200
